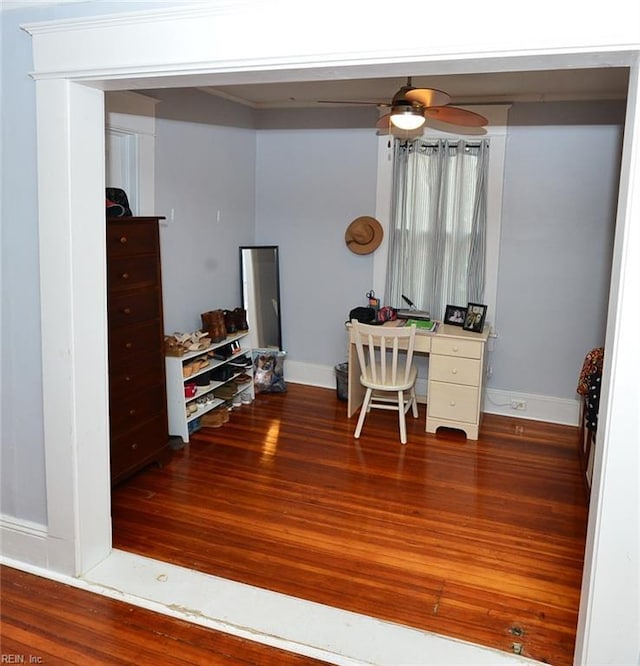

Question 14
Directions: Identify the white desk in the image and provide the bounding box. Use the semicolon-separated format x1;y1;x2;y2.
347;322;489;440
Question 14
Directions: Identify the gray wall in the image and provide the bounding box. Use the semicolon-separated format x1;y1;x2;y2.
0;1;624;527
494;102;623;397
153;94;622;403
255;126;379;362
151;88;257;334
0;0;179;526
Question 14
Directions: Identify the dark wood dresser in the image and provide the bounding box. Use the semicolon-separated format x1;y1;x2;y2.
106;216;169;485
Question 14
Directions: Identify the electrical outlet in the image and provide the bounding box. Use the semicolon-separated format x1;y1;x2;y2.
510;399;527;410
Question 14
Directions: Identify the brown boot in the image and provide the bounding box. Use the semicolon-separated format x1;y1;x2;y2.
233;307;248;331
223;309;237;334
212;309;228;341
201;310;227;343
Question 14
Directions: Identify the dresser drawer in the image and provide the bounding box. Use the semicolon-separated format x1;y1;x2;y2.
108;254;159;292
430;354;481;387
109;320;163;362
109;382;166;434
107;221;158;258
431;336;482;359
108;289;162;327
109;352;164;395
428;382;479;424
110;414;168;481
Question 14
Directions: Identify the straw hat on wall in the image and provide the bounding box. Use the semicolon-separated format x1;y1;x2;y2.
344;216;384;255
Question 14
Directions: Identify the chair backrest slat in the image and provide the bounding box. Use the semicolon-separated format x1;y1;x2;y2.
351;319;417;387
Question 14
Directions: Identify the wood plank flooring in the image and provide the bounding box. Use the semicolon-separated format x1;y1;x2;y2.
110;384;589;665
3;385;586;665
0;565;328;665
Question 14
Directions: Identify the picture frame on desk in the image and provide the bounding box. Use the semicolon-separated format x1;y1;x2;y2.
463;303;487;333
444;304;466;326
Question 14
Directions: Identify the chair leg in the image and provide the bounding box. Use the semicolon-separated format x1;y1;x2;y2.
398;390;407;444
354;388;373;439
410;387;418;418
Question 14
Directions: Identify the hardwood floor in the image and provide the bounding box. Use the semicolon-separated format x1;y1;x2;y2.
0;565;328;665
109;384;588;665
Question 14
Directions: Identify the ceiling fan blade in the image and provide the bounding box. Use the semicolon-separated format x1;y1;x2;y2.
404;88;451;107
424;106;488;127
316;99;385;106
376;113;391;129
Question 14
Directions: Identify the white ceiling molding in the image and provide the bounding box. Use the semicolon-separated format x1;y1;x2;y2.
21;1;639;92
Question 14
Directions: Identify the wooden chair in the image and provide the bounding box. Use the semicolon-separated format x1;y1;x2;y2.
351;319;418;444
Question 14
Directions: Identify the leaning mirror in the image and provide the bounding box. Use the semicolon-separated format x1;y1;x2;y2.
240;246;282;350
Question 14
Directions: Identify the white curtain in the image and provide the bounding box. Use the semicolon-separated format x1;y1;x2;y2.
385;138;489;320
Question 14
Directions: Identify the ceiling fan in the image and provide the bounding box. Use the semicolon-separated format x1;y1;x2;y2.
319;77;488;134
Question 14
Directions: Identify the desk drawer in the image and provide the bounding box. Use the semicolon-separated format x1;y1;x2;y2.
430;354;481;387
428;382;479;423
431;336;482;359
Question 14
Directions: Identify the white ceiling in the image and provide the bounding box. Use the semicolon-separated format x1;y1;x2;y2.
198;68;629;109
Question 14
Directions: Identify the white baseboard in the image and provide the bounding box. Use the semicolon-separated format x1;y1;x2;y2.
483;388;581;426
0;514;49;568
284;360;336;390
285;361;580;426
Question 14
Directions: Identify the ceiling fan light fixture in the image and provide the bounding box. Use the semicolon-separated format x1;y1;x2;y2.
389;105;425;131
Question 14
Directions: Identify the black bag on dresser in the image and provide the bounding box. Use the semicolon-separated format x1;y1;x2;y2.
106;187;132;217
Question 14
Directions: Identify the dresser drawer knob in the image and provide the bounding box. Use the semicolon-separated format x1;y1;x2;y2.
451;368;458;375
452;346;459;352
131;442;138;450
123;307;131;315
119;236;128;244
125;342;133;349
125;375;131;382
449;400;456;407
121;272;130;280
129;409;136;416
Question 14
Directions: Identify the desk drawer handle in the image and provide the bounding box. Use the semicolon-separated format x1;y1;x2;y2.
123;307;132;315
121;272;130;280
119;236;128;244
125;342;133;349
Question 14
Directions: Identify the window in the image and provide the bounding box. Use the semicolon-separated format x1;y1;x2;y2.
373;105;510;331
385;138;489;320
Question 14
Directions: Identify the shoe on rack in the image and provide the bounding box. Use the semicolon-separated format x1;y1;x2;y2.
200;406;229;428
232;307;248;331
212;343;233;361
213;381;237;401
201;310;227;343
223;309;237;334
210;366;234;382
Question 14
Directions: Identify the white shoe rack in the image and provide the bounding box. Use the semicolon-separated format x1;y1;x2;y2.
165;330;253;443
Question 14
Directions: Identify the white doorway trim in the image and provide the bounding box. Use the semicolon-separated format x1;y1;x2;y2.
19;3;640;664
